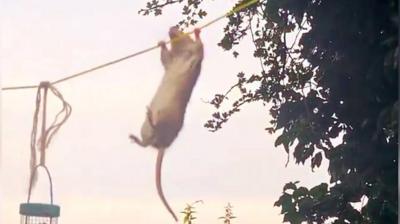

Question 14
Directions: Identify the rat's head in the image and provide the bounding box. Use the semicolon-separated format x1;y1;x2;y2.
168;26;203;60
159;26;203;69
169;26;192;50
168;26;182;39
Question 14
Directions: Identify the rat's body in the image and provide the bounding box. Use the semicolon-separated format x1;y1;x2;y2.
130;27;203;222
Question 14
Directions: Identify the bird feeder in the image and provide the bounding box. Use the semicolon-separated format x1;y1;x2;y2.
20;165;60;224
20;203;60;224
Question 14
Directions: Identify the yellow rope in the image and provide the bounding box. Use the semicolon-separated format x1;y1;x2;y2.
1;0;259;91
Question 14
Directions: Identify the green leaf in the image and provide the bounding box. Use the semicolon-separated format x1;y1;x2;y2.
293;187;308;199
311;152;323;171
283;182;298;191
274;133;287;147
309;183;328;200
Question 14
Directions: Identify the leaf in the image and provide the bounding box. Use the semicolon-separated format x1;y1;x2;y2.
274;134;287;147
283;212;305;224
298;197;314;214
309;183;328;200
311;152;323;171
274;193;294;214
293;187;308;199
182;5;190;15
198;9;207;18
283;182;298;191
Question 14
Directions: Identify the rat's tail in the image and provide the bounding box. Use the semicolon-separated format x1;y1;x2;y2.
156;149;178;222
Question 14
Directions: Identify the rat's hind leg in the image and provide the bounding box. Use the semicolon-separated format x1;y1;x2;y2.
146;106;157;129
129;107;157;147
129;134;147;147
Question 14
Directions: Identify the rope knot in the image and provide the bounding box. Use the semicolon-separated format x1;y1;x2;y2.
39;81;51;88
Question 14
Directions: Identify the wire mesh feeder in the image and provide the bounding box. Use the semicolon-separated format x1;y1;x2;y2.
19;165;60;224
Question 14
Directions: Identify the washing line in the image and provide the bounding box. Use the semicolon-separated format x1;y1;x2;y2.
1;0;259;91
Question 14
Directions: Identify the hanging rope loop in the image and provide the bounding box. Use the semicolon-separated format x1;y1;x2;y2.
27;164;54;204
29;81;72;190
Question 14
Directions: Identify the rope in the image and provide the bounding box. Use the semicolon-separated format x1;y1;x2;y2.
29;82;72;189
1;0;259;91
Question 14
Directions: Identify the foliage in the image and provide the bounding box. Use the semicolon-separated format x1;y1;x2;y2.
219;203;236;224
181;200;203;224
179;201;238;224
140;0;398;223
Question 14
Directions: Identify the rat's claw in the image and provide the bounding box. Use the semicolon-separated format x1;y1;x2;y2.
129;134;146;147
158;41;166;48
194;28;201;40
129;134;140;143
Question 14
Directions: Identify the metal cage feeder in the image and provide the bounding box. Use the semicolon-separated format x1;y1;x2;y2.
20;203;60;224
19;165;60;224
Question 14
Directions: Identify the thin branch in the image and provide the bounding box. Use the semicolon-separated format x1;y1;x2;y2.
138;0;181;14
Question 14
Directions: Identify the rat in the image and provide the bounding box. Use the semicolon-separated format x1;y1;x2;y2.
129;26;204;222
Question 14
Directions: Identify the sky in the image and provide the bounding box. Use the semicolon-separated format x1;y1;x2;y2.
1;0;330;223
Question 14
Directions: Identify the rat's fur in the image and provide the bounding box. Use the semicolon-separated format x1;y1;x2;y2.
130;27;203;222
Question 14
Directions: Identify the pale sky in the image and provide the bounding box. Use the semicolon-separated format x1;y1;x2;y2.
1;0;329;223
